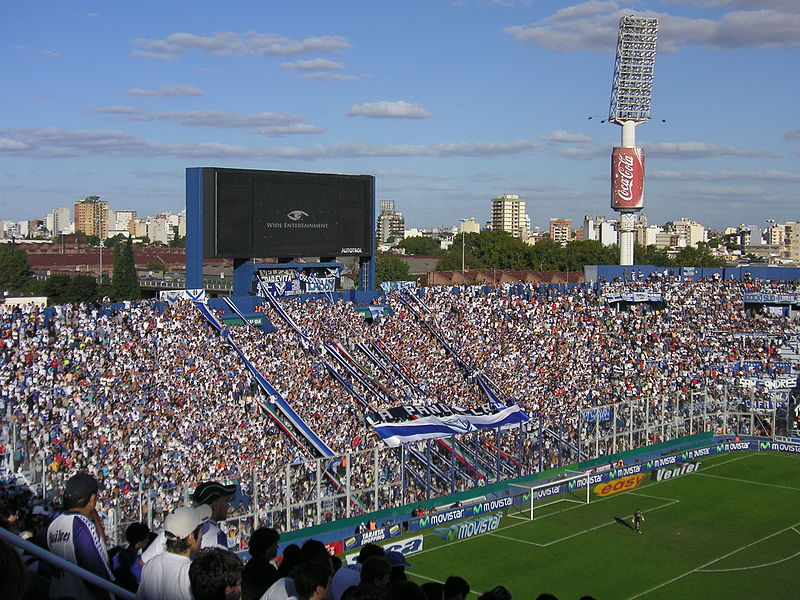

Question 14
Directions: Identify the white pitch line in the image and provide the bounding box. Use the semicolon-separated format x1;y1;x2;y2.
697;549;800;573
490;499;679;547
626;521;800;599
694;472;800;492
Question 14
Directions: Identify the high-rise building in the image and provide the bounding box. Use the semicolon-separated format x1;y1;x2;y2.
46;207;72;237
74;196;109;239
666;218;707;248
583;215;619;246
785;222;800;263
491;194;529;240
549;218;572;244
376;201;405;243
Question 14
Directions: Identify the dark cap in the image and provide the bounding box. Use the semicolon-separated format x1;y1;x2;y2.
64;473;98;500
192;481;236;505
385;550;412;568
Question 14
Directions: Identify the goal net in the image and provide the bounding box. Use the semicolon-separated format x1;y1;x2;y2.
507;470;591;521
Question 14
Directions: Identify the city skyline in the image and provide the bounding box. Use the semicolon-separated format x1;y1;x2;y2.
2;1;798;230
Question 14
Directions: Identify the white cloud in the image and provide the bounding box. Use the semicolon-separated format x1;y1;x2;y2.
253;124;326;137
644;141;778;158
785;129;800;140
280;58;344;72
299;72;363;81
132;32;350;59
85;106;144;115
505;1;800;52
557;141;778;160
346;101;433;119
538;130;592;144
0;127;538;160
119;109;308;129
649;169;800;182
126;84;203;98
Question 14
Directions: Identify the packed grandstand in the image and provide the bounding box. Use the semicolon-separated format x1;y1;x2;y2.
1;275;798;579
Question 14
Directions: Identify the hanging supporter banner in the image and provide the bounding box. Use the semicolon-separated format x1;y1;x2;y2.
581;407;612;423
380;281;416;292
161;289;207;302
743;293;799;305
366;404;529;447
737;375;796;391
257;272;336;297
604;292;663;304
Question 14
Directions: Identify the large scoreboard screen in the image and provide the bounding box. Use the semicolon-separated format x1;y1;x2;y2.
199;167;374;259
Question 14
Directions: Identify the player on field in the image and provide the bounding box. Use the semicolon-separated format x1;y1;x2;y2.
632;508;645;534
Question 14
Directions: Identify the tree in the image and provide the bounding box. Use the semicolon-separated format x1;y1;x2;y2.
435;232;480;271
561;240;618;271
112;239;141;301
0;245;32;291
43;274;72;304
527;239;565;271
673;243;725;268
398;236;443;256
634;244;671;267
472;230;529;270
66;275;98;304
375;254;412;287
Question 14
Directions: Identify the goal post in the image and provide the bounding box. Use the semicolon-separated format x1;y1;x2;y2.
507;470;591;521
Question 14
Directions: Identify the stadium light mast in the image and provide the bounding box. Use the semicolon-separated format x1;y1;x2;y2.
608;16;658;266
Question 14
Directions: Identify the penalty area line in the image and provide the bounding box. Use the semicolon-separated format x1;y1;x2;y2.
626;521;800;599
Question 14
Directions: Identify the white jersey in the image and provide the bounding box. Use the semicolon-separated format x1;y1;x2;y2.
137;551;192;600
259;577;296;600
47;511;112;600
201;519;229;550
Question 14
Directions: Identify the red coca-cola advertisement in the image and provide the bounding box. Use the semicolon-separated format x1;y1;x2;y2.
611;147;644;211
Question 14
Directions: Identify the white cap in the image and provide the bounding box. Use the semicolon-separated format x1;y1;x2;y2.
164;505;211;538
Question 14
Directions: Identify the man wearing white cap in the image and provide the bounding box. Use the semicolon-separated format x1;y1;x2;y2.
137;505;211;600
141;480;235;564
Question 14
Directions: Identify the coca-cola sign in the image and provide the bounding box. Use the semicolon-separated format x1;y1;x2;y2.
611;147;644;211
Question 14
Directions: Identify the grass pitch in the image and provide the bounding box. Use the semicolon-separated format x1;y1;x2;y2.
406;451;800;599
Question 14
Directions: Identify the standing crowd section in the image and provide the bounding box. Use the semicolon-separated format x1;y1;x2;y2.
1;275;799;598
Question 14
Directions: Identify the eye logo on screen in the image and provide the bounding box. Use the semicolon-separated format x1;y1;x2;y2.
287;210;309;221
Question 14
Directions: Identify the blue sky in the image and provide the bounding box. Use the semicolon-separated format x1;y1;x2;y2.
2;0;798;232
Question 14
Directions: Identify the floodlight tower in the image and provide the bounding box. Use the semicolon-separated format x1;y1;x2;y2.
608;16;658;266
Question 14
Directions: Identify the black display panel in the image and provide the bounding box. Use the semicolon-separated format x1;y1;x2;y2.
203;168;374;259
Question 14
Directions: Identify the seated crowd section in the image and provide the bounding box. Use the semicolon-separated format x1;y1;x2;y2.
1;276;798;551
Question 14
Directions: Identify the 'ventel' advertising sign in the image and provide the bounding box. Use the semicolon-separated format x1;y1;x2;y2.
611;147;644;211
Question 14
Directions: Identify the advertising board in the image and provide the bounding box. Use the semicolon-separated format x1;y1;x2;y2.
199;167;374;259
611;147;644;212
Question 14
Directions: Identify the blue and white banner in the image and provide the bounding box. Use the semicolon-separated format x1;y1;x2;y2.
604;292;664;304
366;404;529;447
161;289;206;302
581;407;613;423
258;271;336;297
380;280;416;292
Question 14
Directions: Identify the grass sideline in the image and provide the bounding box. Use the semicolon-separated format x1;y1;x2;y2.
405;450;800;599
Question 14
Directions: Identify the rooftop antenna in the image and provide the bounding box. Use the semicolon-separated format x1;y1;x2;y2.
607;15;658;266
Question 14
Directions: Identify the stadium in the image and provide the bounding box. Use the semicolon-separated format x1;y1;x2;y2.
2;167;800;600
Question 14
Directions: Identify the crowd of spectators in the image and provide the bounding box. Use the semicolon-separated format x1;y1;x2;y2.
1;277;798;543
0;471;570;599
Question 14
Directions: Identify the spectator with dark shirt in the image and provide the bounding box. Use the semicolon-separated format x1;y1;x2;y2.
241;527;280;600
